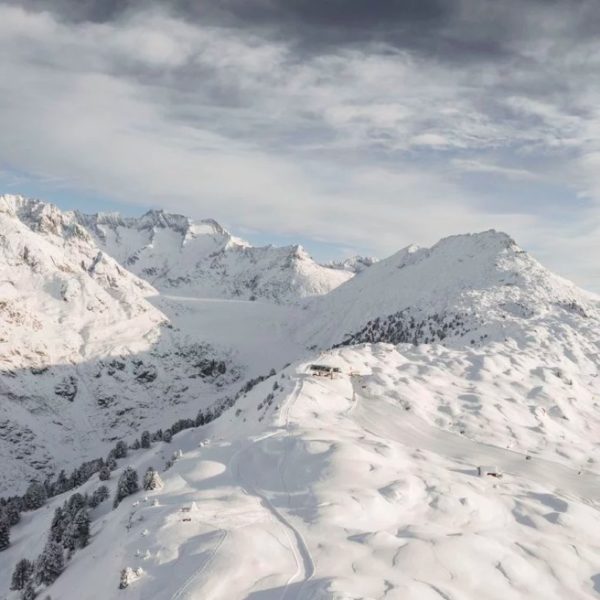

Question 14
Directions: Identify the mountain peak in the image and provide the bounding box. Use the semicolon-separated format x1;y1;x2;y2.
431;229;518;255
305;229;597;348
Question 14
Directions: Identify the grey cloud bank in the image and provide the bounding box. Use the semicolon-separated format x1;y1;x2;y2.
0;0;599;290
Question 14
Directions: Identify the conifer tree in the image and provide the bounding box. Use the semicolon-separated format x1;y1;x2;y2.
11;558;34;590
49;507;68;544
114;441;128;459
61;522;76;553
98;466;111;481
140;430;151;449
2;500;21;526
89;485;109;508
23;482;47;511
21;580;37;600
74;509;91;548
0;518;10;551
113;467;139;508
35;541;64;586
143;467;163;491
67;493;85;518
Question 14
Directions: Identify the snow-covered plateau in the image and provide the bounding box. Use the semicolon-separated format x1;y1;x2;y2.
1;194;599;599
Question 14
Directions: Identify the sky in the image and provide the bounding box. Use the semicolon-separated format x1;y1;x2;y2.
1;0;599;291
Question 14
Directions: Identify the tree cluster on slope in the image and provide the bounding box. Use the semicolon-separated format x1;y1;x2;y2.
9;484;108;598
334;310;481;348
0;367;280;566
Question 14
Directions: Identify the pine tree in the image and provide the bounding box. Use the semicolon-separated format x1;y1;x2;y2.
0;518;10;551
74;509;90;548
61;522;76;553
119;567;133;589
5;500;21;526
105;450;118;471
113;467;139;508
163;429;172;443
126;468;139;494
142;467;163;491
11;558;34;590
55;470;69;495
140;430;151;449
23;482;47;511
35;541;64;586
67;493;85;517
1;504;19;527
114;441;128;459
98;465;111;481
21;580;37;600
89;485;109;508
49;507;68;543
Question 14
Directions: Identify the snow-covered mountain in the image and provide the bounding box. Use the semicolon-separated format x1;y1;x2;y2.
0;196;299;492
304;230;599;349
75;207;352;303
0;196;162;485
324;254;377;273
2;196;600;600
2;195;352;304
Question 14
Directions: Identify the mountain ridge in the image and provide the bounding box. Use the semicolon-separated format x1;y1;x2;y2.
303;229;599;349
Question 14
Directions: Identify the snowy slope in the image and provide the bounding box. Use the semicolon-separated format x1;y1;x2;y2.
0;196;301;493
2;342;599;599
303;230;600;349
76;207;351;303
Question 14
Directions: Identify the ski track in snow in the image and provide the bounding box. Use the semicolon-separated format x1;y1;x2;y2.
169;529;228;600
228;377;315;599
279;378;316;599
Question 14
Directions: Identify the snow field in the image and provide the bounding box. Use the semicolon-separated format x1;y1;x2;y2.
4;342;597;599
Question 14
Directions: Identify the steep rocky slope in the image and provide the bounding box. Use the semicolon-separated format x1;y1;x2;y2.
0;197;245;491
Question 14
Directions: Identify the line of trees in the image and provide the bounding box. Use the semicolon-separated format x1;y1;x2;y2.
1;365;279;594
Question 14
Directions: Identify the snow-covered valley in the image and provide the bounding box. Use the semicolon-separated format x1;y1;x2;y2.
3;345;600;599
1;195;600;599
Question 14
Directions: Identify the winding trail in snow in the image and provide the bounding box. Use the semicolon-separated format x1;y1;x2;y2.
228;376;315;599
277;377;316;599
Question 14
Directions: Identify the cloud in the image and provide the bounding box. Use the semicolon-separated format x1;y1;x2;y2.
451;159;540;181
0;2;599;290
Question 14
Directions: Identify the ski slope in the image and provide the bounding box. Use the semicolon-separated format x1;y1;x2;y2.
4;342;600;599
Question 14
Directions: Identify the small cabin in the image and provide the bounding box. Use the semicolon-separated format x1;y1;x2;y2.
478;465;502;478
308;364;342;378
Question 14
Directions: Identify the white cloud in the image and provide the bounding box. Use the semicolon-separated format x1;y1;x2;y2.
0;4;599;290
451;159;540;181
